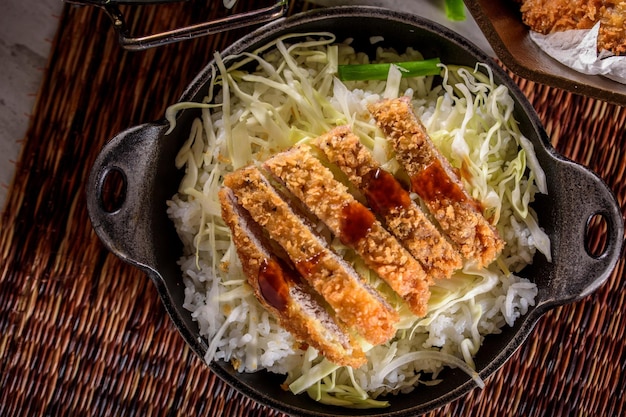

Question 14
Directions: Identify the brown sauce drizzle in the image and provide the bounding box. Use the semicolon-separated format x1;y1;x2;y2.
340;201;375;245
363;168;412;215
295;252;323;277
258;259;291;312
459;158;473;184
411;159;482;212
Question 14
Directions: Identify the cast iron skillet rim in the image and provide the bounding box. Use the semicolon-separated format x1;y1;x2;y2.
170;6;558;416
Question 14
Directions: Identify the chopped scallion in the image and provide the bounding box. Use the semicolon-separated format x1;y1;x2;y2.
445;0;466;21
337;58;441;81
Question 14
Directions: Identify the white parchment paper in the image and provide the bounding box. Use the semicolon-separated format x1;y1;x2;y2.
530;22;626;84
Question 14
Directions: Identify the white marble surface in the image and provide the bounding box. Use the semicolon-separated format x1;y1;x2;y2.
0;0;64;212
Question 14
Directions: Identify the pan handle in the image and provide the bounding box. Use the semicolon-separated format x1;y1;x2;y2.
75;0;289;51
544;157;624;306
87;122;212;361
86;122;168;271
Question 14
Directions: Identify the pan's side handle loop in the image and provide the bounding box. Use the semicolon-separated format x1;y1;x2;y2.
86;123;167;270
99;0;289;51
547;158;624;305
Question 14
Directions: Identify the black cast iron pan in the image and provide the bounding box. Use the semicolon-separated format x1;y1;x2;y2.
86;6;624;416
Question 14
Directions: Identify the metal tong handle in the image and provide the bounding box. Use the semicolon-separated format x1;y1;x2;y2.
66;0;288;51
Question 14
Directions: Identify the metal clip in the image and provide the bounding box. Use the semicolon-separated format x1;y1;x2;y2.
64;0;289;51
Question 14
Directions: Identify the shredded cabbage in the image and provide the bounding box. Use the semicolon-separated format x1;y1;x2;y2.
166;33;550;409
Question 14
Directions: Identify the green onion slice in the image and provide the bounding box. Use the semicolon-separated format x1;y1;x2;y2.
337;58;442;81
445;0;466;21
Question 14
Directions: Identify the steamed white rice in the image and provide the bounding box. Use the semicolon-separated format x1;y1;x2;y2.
165;32;549;406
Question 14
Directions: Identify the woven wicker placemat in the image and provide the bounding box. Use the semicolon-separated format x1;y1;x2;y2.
0;1;624;416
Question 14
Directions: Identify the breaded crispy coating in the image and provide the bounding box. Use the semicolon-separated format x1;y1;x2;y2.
520;0;603;33
265;144;432;317
315;126;462;281
519;0;626;55
223;166;399;345
599;1;626;55
219;187;366;367
368;97;505;269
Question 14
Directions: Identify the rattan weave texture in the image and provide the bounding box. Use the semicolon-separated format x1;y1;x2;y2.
0;1;624;416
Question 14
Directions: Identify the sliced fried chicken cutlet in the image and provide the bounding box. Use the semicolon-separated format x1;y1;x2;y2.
519;0;626;55
368;97;505;269
315;126;462;281
223;166;399;345
219;187;366;367
600;1;626;55
265;144;432;317
219;96;510;365
519;0;604;33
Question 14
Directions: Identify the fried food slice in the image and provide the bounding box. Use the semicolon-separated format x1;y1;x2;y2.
265;144;432;317
519;0;602;34
368;97;505;269
519;0;626;55
599;1;626;55
223;166;399;345
315;126;462;281
219;187;367;368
